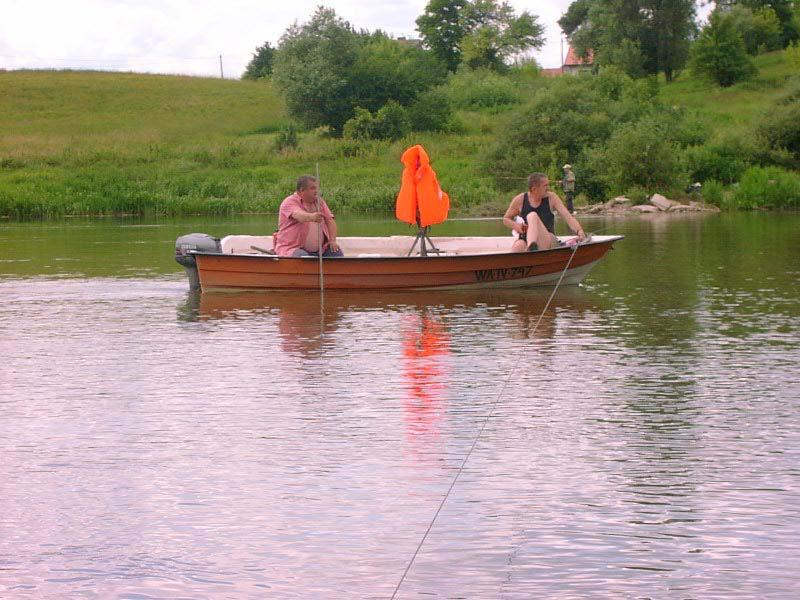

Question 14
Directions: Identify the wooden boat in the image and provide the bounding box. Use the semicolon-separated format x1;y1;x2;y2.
176;233;623;292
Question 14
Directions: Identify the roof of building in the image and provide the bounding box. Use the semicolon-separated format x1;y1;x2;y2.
564;46;594;67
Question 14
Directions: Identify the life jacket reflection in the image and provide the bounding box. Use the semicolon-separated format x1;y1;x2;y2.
402;313;450;442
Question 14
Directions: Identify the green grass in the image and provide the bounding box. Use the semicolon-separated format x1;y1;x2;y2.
1;52;798;219
0;70;508;218
659;50;799;142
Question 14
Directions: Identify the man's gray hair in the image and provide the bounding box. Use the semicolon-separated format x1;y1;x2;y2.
296;175;318;192
527;173;548;189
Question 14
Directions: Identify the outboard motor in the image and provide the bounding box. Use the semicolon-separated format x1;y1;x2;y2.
175;233;221;290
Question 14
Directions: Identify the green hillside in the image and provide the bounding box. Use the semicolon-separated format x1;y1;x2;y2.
1;70;499;218
659;51;799;141
0;51;798;219
1;71;288;154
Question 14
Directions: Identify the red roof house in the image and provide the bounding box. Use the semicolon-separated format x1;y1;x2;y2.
563;46;594;73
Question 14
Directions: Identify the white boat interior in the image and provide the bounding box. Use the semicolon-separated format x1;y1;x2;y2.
219;234;616;258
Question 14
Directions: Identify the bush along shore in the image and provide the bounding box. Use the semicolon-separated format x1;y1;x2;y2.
2;48;800;221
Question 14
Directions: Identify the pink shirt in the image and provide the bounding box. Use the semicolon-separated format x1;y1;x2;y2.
274;192;335;257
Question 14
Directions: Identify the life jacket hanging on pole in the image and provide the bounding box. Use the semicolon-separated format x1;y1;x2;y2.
395;144;450;227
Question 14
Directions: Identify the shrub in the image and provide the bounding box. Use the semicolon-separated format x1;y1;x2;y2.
444;67;521;109
342;101;410;141
371;101;411;140
685;142;751;184
756;101;800;166
484;68;701;199
409;87;453;132
335;138;390;158
690;10;757;87
273;122;298;151
732;166;800;209
701;179;726;207
508;59;541;85
343;108;374;140
623;185;649;204
591;120;686;195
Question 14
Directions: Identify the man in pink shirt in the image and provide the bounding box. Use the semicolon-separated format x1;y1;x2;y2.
274;175;343;257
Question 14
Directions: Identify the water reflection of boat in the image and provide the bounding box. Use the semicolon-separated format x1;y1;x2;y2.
176;234;623;292
178;287;605;351
182;287;602;321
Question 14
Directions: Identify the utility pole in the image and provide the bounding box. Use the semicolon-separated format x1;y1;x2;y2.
560;36;564;74
219;55;224;79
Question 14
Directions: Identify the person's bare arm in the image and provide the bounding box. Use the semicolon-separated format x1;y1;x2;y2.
290;209;323;223
326;216;339;251
549;192;585;239
503;195;525;233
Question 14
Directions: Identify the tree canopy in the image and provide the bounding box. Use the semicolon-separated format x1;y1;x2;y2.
484;68;701;198
724;5;783;55
734;1;800;46
242;42;275;80
416;0;545;72
689;9;757;87
559;0;696;81
271;7;447;133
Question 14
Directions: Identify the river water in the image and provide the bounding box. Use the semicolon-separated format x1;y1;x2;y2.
1;213;799;599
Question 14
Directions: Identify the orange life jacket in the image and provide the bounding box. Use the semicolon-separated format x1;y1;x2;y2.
395;144;450;227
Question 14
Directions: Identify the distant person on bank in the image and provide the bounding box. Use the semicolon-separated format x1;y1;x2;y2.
562;164;576;214
503;172;586;252
274;175;344;257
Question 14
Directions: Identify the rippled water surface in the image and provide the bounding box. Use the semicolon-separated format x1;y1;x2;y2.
2;214;799;598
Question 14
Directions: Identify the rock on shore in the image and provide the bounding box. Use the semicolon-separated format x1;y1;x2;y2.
576;193;719;215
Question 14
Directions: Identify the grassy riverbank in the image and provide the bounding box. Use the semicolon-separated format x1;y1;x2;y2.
0;70;501;219
1;51;798;219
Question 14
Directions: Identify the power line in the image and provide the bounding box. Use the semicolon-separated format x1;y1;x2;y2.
0;53;224;62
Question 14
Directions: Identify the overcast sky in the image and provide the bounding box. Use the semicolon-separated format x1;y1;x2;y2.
0;0;592;77
1;1;710;78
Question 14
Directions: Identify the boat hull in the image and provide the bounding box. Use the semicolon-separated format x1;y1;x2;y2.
192;236;622;291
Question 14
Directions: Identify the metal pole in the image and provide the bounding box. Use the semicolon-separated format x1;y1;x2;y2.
219;55;224;78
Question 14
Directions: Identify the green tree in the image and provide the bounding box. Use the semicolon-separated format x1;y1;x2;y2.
643;0;697;81
416;0;469;71
483;67;699;199
592;118;684;193
690;10;757;86
349;34;448;112
560;0;696;81
726;5;783;54
736;1;800;46
273;7;447;134
242;42;275;80
272;7;361;132
416;0;544;72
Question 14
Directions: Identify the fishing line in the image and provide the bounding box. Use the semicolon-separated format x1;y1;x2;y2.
390;238;584;599
315;162;325;297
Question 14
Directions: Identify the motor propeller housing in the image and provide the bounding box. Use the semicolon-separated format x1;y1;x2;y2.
175;233;221;290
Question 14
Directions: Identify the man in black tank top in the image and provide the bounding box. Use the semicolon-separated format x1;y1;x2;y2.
503;172;587;252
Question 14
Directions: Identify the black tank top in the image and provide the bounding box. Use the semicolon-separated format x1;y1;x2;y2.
520;192;554;233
